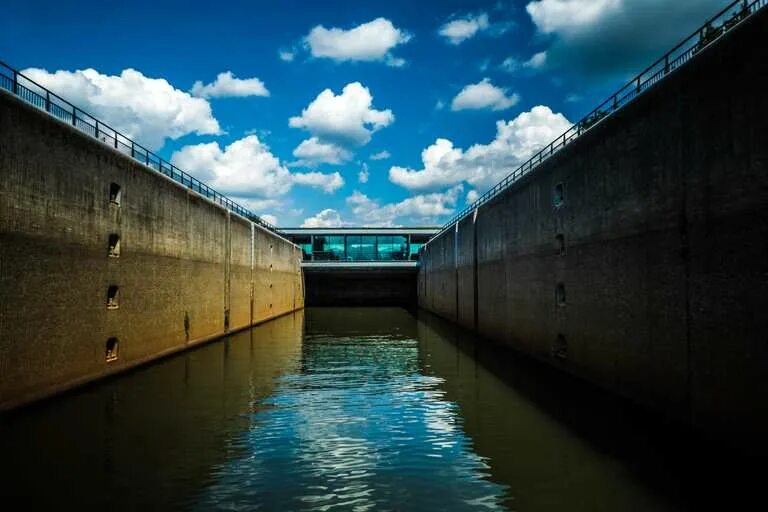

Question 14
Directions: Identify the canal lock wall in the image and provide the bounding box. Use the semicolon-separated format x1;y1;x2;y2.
417;11;768;445
0;91;304;412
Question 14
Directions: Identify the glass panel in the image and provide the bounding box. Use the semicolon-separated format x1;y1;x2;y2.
327;236;345;260
377;235;407;261
312;235;344;260
347;235;376;261
409;242;423;261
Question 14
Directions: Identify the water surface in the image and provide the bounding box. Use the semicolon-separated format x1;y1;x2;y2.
0;308;757;510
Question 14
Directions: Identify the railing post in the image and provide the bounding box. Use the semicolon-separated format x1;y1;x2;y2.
12;70;17;95
114;133;118;149
145;151;149;166
664;54;670;74
45;91;50;112
72;107;77;127
131;141;135;158
95;120;99;140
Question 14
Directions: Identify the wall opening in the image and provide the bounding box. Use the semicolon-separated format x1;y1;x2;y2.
555;234;566;256
105;337;119;362
109;183;122;206
184;312;190;341
556;282;566;307
108;234;121;258
106;285;119;310
552;334;567;360
553;182;565;208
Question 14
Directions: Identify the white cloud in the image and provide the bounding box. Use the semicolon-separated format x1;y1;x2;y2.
358;163;369;183
170;135;345;200
370;150;390;160
292;171;345;193
451;78;519;111
22;67;221;150
525;0;725;75
305;18;411;66
289;82;393;146
171;135;293;197
260;214;278;226
500;56;520;73
235;198;283;212
346;186;463;226
435;99;446;110
279;50;295;62
527;0;617;33
291;137;351;167
389;105;572;191
439;13;490;45
302;208;348;227
190;71;269;98
466;189;480;204
523;51;547;70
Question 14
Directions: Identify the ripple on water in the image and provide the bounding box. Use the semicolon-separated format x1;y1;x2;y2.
195;334;510;511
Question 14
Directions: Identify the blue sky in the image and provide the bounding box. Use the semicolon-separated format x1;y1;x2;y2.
1;0;725;227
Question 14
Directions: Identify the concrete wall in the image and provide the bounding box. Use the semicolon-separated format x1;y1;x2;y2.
0;91;304;412
418;11;768;444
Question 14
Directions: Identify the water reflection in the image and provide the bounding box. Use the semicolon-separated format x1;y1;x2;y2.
0;312;305;509
0;308;759;510
198;308;507;510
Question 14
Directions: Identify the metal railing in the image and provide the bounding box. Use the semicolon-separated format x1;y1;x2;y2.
0;61;281;233
428;0;765;243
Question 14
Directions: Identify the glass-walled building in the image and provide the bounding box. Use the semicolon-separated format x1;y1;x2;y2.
281;228;439;263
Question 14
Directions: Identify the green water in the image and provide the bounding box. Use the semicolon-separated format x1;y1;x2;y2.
0;308;756;510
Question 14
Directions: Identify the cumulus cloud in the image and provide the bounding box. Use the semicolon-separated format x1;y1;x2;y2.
439;13;490;44
236;198;284;212
291;137;352;167
305;18;411;66
22;67;221;150
370;150;391;160
451;78;519;111
527;0;617;32
346;186;463;226
499;56;520;73
190;71;269;98
466;189;480;204
302;208;347;228
260;214;278;226
523;51;548;70
279;50;295;62
358;163;370;183
525;0;725;76
171;135;292;197
438;12;513;45
289;82;394;146
171;135;345;200
389;105;572;191
292;171;345;193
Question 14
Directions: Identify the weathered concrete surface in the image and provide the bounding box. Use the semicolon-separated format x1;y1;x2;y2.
418;11;768;445
0;91;304;412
